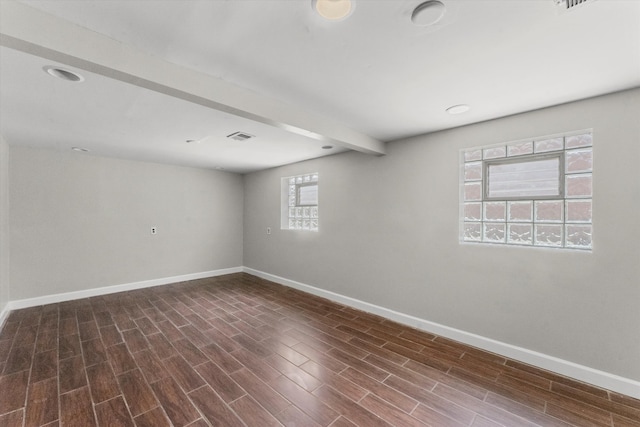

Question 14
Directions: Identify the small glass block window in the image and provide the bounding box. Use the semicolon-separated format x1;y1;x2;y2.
461;131;592;250
282;173;319;231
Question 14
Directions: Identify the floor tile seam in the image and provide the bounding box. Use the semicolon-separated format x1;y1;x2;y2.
150;373;198;422
186;382;245;426
450;368;560;414
363;352;434;383
19;334;40;421
495;369;554;392
131;404;166;425
550;380;640;411
94;392;137;426
545;401;614;427
71;327;97;427
533;381;631;420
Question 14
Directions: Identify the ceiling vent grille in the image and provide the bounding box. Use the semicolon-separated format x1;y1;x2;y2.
226;132;255;141
555;0;596;12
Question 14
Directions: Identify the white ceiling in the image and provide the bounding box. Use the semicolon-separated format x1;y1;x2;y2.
1;0;639;173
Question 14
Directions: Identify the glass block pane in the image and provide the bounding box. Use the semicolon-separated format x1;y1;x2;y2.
566;200;592;223
463;223;482;241
310;219;318;231
484;202;506;222
295;207;303;218
295;219;302;230
507;141;533;157
508;224;533;245
464;203;482;221
464;182;482;201
566;149;592;173
565;133;592;149
464;149;482;162
288;196;296;207
296;176;303;183
311;174;319;182
289;185;296;195
289;177;295;185
303;207;310;218
464;162;482;181
310;207;318;218
566;225;592;249
508;201;532;222
288;219;296;229
535;224;563;247
304;175;311;182
288;207;295;218
483;146;506;159
483;223;505;242
535;137;563;153
303;219;310;230
566;174;592;198
535;200;563;223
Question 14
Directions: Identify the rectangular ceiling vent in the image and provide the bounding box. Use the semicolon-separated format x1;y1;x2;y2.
226;131;255;141
555;0;596;12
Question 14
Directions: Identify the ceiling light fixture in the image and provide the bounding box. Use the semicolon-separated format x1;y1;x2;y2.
446;104;470;115
313;0;354;21
322;145;333;149
43;66;84;82
71;147;89;152
411;1;446;27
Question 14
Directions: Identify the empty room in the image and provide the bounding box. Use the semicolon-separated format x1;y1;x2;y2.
0;0;639;426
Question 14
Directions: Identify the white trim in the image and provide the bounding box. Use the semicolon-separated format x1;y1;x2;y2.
6;267;242;311
243;267;640;399
0;302;10;330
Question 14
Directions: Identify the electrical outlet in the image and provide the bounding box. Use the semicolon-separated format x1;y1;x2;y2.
151;227;157;235
266;227;271;235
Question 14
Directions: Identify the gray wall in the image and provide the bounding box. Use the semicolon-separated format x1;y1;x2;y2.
244;88;640;381
0;137;9;315
9;147;243;300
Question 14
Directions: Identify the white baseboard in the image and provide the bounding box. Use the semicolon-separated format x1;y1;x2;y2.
6;267;243;311
243;267;640;399
0;301;10;330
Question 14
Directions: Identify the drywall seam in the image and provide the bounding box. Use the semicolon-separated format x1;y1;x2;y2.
243;267;640;399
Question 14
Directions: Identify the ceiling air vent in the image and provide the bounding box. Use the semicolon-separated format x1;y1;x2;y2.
555;0;596;12
226;132;255;141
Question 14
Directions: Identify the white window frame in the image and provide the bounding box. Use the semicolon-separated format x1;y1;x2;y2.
281;173;319;231
460;131;593;250
484;152;565;201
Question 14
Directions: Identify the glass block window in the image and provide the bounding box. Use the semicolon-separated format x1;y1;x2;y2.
281;173;319;232
461;131;593;250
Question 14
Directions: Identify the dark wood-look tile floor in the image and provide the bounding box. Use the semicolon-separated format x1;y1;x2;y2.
0;273;638;427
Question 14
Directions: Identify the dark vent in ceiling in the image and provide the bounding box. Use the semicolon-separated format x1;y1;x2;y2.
226;132;255;141
556;0;595;11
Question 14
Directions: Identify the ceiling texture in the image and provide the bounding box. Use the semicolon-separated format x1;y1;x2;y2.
1;0;639;173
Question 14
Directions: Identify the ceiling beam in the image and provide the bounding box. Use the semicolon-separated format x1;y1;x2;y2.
0;1;386;156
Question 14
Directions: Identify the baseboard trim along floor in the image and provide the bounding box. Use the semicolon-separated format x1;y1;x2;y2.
244;267;640;399
0;266;638;399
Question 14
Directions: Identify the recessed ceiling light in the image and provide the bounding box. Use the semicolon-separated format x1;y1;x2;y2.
446;104;470;115
411;1;446;27
185;139;197;143
71;147;89;152
312;0;354;21
43;66;84;82
322;145;333;150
